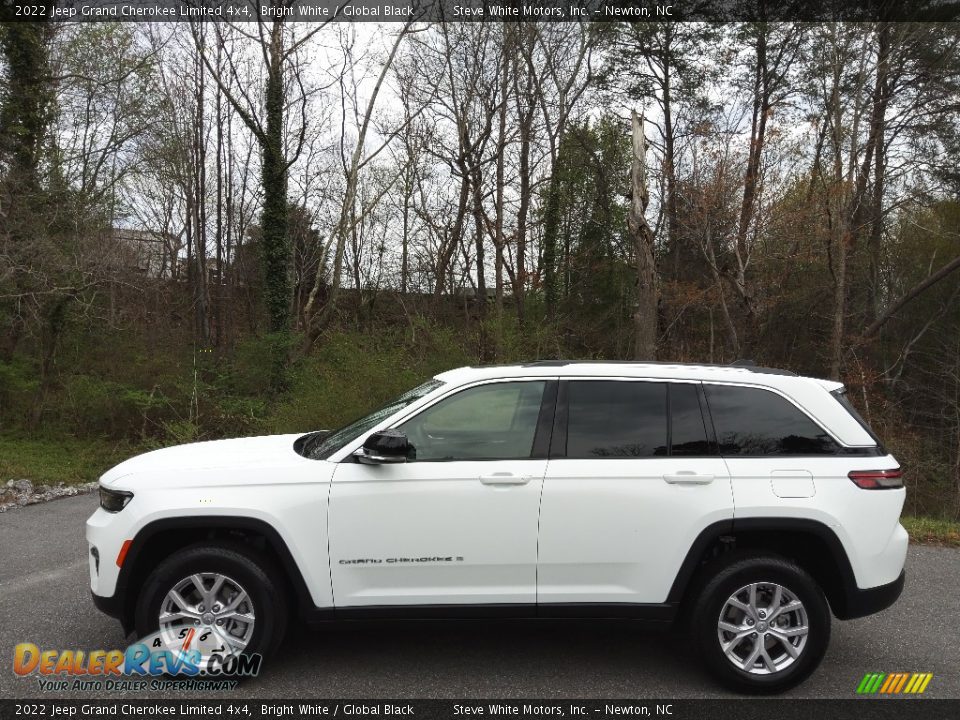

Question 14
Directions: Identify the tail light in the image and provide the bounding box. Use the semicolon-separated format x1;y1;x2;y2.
848;468;903;489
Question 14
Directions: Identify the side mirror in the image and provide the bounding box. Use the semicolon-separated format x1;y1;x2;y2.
356;429;411;464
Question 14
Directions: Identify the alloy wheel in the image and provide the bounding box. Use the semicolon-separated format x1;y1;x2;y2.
158;572;256;660
716;581;809;675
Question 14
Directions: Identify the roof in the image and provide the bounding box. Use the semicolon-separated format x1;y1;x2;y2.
434;360;808;387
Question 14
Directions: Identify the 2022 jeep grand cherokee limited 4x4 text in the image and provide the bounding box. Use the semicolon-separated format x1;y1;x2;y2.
87;361;907;692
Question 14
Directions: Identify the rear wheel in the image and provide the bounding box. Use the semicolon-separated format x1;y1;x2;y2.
692;554;830;693
135;543;288;667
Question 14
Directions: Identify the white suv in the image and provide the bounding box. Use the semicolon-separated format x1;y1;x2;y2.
87;361;907;692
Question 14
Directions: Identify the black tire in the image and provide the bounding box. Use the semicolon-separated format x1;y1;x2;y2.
691;553;830;694
135;543;288;664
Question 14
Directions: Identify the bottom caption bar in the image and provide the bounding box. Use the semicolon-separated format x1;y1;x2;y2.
2;700;958;720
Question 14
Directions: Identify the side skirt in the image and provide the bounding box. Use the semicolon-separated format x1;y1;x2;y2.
303;603;677;624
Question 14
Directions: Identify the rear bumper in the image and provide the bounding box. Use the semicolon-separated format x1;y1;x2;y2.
836;569;905;620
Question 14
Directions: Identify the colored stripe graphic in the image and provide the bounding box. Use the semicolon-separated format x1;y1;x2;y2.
857;672;933;694
879;674;897;693
892;673;909;693
905;673;933;694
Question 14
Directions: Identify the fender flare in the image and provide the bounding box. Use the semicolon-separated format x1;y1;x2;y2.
666;517;864;618
113;515;320;630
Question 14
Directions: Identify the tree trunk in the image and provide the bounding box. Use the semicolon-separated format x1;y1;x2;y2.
661;36;679;271
866;22;891;323
302;22;409;345
401;167;410;294
470;166;487;322
541;173;562;317
512;35;533;325
494;40;509;318
432;168;470;302
214;59;224;347
827;30;849;381
191;50;211;346
733;24;770;328
829;226;848;380
628;112;658;360
260;22;290;336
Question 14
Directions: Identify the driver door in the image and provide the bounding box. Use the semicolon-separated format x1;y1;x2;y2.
328;379;554;609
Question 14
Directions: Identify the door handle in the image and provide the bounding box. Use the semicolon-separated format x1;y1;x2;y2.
480;473;532;486
663;472;715;485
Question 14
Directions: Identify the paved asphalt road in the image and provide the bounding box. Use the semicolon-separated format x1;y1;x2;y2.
1;493;958;701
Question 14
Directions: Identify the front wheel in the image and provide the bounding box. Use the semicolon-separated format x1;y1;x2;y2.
135;543;288;669
692;554;831;693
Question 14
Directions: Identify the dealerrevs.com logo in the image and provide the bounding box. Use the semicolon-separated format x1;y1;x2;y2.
856;672;934;695
12;630;261;692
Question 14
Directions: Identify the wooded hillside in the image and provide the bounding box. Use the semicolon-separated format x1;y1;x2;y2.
1;16;959;517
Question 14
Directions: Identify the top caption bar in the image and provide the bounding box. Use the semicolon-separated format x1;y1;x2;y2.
5;0;960;22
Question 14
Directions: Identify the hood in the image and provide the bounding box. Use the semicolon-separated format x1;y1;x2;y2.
99;433;309;487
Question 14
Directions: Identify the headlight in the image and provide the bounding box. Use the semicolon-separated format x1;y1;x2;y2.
99;486;133;513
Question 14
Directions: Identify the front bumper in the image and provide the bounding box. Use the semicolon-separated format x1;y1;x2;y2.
91;590;122;619
836;569;905;620
91;590;134;636
87;503;139;635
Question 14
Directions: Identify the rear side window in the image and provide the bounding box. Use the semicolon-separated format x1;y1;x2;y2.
566;381;667;458
670;383;713;456
703;385;838;456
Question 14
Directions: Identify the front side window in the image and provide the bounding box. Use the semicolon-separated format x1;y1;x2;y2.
566;381;668;458
704;384;838;456
399;381;546;461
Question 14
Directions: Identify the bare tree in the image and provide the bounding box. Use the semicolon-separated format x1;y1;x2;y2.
192;8;332;361
302;20;415;345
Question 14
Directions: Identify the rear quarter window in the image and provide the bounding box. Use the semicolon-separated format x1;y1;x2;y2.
830;389;885;450
703;384;839;456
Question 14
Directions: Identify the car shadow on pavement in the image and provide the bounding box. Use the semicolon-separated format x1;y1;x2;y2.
240;618;722;699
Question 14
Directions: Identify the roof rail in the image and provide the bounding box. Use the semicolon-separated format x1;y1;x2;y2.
517;359;797;376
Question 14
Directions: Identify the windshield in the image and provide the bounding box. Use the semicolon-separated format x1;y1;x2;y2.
295;379;445;460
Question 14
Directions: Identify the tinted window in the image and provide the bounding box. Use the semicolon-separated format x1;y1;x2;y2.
670;383;713;456
566;381;667;458
400;381;546;461
704;385;838;455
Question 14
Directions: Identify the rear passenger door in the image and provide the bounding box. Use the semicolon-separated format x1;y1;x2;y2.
537;379;733;606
